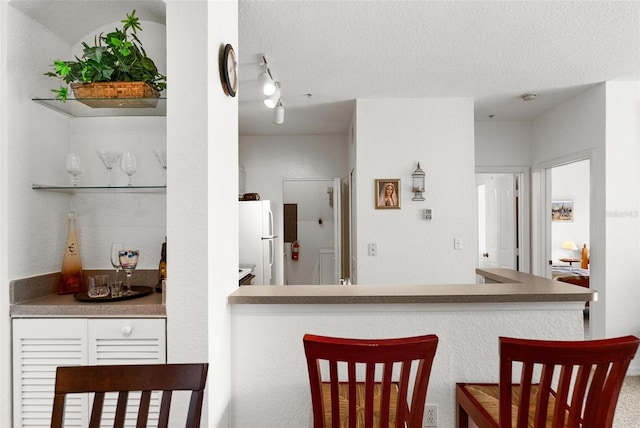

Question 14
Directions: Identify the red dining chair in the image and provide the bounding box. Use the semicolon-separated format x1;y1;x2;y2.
51;363;208;428
456;335;639;428
303;333;439;428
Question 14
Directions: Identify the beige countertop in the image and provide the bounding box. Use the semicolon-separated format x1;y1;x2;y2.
10;271;166;318
227;268;596;305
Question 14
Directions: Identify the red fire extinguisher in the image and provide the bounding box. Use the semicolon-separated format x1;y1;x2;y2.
292;241;300;261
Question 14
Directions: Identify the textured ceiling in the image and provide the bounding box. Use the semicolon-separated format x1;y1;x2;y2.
11;1;640;137
239;1;640;135
10;0;166;45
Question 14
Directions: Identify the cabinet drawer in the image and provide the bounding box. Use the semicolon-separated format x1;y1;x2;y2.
88;319;167;365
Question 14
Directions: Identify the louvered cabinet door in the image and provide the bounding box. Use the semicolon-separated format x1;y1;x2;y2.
12;318;89;428
88;318;167;428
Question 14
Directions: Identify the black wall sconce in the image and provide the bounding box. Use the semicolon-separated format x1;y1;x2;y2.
412;162;425;201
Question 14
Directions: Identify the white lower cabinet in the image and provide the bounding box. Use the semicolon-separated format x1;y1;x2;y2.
12;318;166;428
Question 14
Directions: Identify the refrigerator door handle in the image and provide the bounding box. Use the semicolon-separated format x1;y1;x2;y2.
268;208;274;237
269;239;274;266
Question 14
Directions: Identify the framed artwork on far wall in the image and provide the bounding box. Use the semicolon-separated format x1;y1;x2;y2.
551;200;574;222
375;179;401;209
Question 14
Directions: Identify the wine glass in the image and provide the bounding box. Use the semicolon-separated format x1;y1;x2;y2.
96;150;121;186
110;242;124;280
120;152;137;186
65;153;84;186
153;148;167;184
118;249;139;295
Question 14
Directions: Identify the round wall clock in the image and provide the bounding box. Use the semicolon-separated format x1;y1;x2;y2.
220;43;238;97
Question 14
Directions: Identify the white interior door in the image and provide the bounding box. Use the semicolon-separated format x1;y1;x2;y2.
477;174;517;269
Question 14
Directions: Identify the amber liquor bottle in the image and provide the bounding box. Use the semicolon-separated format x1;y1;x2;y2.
58;212;84;294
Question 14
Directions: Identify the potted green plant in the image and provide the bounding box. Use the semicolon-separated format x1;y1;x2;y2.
46;10;166;107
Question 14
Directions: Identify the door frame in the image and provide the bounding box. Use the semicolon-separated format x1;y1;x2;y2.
535;150;592;277
476;166;530;273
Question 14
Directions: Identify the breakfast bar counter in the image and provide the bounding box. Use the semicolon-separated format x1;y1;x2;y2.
227;268;596;305
228;269;594;428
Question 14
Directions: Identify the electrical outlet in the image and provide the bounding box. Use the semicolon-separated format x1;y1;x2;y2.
368;243;377;256
424;404;438;427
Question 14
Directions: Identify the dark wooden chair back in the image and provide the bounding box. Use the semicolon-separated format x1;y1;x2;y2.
51;363;208;428
499;335;639;427
456;335;639;428
303;333;438;428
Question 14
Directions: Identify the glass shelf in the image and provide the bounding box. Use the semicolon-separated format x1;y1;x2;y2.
32;184;166;193
32;97;166;117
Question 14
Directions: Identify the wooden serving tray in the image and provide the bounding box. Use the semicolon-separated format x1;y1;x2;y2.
74;285;154;302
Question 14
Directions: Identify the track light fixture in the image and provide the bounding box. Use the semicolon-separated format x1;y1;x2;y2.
274;102;285;125
258;60;276;96
258;56;277;96
258;71;276;96
259;54;285;125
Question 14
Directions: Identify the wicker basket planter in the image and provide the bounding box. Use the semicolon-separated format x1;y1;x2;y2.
70;82;160;108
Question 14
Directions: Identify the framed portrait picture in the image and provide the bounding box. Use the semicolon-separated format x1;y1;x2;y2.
551;200;574;222
375;179;401;209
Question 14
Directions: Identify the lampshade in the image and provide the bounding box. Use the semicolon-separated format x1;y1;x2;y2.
561;240;578;251
263;87;281;109
258;72;276;96
274;103;285;125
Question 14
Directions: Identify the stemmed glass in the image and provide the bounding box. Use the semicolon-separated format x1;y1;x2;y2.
96;150;121;186
110;242;124;280
153;148;167;185
65;153;84;186
120;152;137;186
118;249;139;296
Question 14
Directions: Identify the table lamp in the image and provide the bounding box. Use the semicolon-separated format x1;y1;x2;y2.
561;240;578;258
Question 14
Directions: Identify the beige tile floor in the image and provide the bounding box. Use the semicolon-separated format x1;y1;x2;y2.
585;313;640;427
615;376;640;427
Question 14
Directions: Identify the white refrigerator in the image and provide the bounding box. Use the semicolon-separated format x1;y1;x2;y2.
239;200;278;285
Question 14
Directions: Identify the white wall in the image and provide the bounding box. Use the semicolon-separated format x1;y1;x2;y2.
530;82;640;375
207;2;238;425
0;1;9;424
166;0;208;379
603;82;640;344
231;302;585;428
551;160;590;263
166;1;238;426
354;99;477;284
239;134;349;199
531;85;607;341
6;6;72;280
475;120;531;167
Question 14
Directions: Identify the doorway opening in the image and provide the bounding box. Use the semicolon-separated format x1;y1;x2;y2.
282;178;347;284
